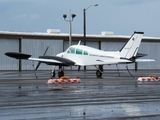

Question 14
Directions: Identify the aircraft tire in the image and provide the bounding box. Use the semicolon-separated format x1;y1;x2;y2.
58;71;64;78
96;70;102;77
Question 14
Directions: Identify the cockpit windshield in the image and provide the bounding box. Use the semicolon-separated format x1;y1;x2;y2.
66;47;88;55
67;47;75;54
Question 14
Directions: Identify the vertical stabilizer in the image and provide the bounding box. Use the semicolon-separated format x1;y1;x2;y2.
120;32;144;59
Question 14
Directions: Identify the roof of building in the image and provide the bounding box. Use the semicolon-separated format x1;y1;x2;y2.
0;30;160;42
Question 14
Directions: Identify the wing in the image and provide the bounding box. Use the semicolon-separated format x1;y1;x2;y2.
75;58;132;66
5;52;75;66
75;58;156;66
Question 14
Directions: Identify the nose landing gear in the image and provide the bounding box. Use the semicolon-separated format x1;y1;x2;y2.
96;70;102;77
95;65;103;77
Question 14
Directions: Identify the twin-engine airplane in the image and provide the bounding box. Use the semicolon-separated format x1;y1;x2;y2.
5;31;155;78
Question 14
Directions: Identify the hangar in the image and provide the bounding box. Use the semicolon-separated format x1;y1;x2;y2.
0;30;160;71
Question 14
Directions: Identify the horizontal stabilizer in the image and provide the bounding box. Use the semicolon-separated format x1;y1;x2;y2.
136;53;147;58
136;59;156;62
5;52;31;59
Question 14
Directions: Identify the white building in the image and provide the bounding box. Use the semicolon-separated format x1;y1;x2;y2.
0;30;160;71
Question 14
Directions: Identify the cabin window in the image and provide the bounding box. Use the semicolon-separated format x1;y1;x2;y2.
84;51;88;55
76;49;83;55
67;47;88;55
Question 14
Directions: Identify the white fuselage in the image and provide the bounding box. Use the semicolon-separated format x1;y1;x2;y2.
57;44;124;66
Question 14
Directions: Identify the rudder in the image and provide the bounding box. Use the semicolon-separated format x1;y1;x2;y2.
120;31;144;59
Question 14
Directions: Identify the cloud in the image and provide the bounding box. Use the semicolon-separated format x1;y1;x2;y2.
12;14;39;21
29;14;39;21
1;0;160;37
12;14;28;20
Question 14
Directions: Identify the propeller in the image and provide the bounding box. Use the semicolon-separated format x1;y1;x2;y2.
35;47;49;70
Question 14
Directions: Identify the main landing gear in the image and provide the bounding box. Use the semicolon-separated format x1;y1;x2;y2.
51;66;64;78
58;70;64;78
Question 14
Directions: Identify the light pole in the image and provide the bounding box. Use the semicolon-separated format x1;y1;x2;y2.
83;4;98;71
63;11;76;47
83;4;98;45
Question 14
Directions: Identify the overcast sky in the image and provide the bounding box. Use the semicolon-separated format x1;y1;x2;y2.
0;0;160;37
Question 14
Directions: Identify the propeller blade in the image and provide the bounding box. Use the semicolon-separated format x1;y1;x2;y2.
43;46;49;55
35;62;41;70
35;47;49;70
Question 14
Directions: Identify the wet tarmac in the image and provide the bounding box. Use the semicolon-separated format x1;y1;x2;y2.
0;70;160;120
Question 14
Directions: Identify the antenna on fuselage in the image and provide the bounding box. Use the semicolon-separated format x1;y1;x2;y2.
78;40;81;45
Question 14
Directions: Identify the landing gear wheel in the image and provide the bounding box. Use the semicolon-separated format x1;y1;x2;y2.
51;71;55;77
58;71;64;78
96;70;102;77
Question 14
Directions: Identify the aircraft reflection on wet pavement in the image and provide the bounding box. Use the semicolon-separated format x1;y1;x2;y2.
0;80;160;120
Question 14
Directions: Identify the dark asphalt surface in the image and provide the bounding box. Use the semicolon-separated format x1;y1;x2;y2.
0;69;160;120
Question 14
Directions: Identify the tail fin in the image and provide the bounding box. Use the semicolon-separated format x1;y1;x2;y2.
119;31;144;59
